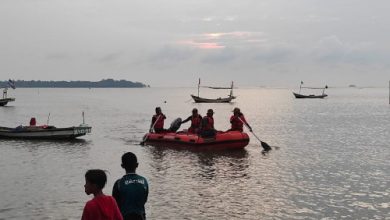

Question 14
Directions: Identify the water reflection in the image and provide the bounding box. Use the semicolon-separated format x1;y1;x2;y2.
196;150;249;180
146;146;250;180
2;88;390;219
0;138;91;152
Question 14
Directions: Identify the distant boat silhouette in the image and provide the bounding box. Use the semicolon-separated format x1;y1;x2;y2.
191;78;236;103
293;81;328;99
1;87;15;106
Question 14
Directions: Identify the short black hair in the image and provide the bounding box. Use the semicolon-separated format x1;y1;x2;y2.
122;152;138;170
85;169;107;189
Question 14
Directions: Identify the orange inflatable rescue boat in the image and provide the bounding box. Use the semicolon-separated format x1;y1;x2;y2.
143;131;250;149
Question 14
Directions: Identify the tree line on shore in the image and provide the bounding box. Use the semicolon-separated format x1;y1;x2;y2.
0;79;148;88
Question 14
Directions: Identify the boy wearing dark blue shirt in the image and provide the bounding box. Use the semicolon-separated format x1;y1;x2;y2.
113;152;149;220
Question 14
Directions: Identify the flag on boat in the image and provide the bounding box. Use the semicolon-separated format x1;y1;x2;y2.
8;79;16;89
301;81;304;85
198;78;201;85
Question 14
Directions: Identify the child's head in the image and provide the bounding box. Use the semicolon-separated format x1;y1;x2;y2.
121;152;138;172
84;169;107;195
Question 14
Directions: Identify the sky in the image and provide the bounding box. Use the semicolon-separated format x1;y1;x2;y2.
0;0;389;87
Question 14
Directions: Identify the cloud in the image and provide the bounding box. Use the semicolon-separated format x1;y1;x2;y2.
202;16;216;22
201;48;237;64
177;31;266;50
178;40;225;49
96;51;124;63
148;45;196;67
309;36;387;66
45;52;71;61
311;35;346;63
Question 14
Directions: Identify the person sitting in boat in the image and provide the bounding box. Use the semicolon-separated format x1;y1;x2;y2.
228;107;252;132
181;108;202;134
29;117;37;126
199;109;217;138
150;107;166;133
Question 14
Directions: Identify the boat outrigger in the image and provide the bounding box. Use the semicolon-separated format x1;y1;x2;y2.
293;81;328;99
191;78;236;103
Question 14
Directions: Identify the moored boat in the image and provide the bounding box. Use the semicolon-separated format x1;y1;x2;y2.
143;130;249;149
293;92;328;99
191;78;236;103
0;98;15;106
293;81;328;99
190;95;235;103
0;125;92;139
1;84;16;106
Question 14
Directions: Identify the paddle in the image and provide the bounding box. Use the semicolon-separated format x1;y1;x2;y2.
46;113;51;125
238;117;272;152
140;115;161;145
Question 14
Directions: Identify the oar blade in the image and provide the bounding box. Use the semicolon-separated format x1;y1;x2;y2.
261;141;272;151
140;134;149;146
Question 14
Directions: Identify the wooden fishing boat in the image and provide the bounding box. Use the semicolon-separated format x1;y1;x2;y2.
143;130;249;149
0;87;15;106
191;78;236;103
0;125;92;139
0;98;15;106
292;92;327;99
293;81;328;99
190;95;235;103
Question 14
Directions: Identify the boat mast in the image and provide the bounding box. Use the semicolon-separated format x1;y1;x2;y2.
198;78;200;97
230;81;234;97
299;81;303;94
322;85;328;95
46;113;51;125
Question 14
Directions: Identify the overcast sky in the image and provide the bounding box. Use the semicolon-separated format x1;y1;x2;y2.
0;0;389;87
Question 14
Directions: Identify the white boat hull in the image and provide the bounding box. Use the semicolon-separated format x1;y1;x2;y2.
0;126;92;139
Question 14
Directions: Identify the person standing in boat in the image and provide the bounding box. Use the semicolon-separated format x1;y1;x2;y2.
150;107;166;133
181;108;202;134
199;109;217;137
228;107;252;132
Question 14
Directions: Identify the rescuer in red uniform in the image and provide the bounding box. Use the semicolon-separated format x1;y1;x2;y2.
150;107;166;133
181;108;202;134
200;109;217;137
228;107;252;132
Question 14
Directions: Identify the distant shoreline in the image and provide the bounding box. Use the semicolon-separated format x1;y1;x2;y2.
1;79;149;88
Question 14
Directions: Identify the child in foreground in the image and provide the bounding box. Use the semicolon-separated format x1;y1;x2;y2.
112;152;149;220
82;169;123;220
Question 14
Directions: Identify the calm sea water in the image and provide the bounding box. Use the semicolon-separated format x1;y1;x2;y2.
0;87;389;220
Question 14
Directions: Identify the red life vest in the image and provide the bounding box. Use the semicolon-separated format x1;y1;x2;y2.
152;114;165;129
190;115;202;129
230;115;245;132
29;118;36;126
202;116;214;131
